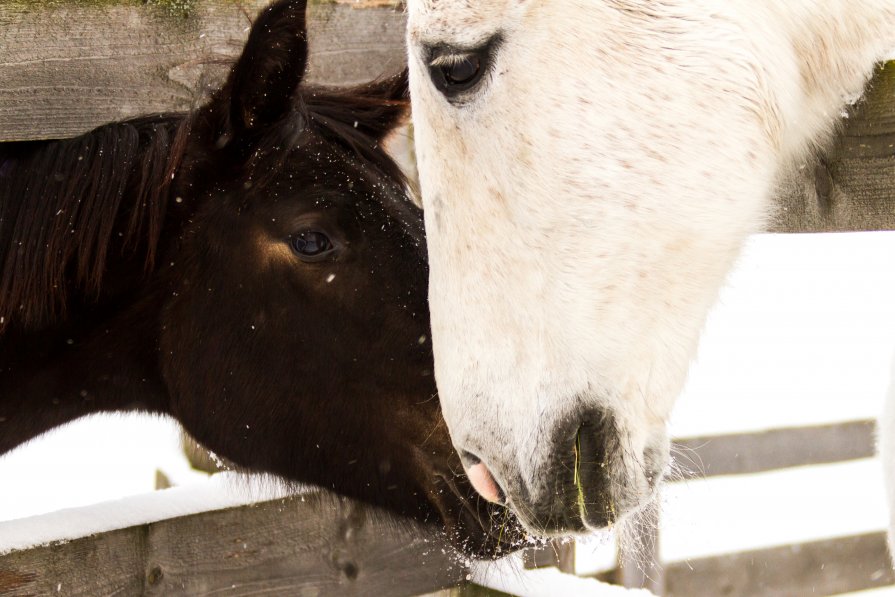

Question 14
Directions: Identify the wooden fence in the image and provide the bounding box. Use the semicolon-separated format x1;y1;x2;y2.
3;421;888;596
0;0;407;141
2;1;895;596
526;420;894;596
772;59;895;233
0;489;466;596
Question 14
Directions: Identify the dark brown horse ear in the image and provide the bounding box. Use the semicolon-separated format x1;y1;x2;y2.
227;0;308;135
345;68;410;141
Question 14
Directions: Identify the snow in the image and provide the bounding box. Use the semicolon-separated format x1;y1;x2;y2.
1;231;894;595
0;414;207;521
573;232;895;579
671;232;895;437
0;471;299;555
661;231;895;561
471;553;653;596
661;459;888;561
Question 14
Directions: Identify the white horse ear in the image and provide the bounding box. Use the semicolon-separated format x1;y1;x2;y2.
226;0;309;135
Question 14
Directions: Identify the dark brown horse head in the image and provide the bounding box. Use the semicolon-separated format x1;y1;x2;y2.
159;0;526;558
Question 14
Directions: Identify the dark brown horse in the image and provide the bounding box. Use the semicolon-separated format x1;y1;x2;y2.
0;0;520;557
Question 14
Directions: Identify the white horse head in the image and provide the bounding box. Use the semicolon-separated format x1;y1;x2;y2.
406;0;894;534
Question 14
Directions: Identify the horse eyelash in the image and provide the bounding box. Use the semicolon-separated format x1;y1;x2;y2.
429;53;477;68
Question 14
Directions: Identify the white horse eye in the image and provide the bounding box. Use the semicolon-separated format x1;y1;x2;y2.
426;36;500;103
433;55;483;91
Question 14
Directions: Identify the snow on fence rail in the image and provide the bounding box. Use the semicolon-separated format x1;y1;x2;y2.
2;2;895;596
0;482;466;596
2;421;887;596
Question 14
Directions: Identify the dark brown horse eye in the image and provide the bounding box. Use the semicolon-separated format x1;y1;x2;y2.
290;230;334;260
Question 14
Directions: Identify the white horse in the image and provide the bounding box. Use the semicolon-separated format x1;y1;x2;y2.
405;0;895;539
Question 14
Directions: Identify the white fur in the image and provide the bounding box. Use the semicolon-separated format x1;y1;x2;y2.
406;0;895;535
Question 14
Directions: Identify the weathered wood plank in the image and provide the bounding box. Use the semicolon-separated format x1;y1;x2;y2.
771;61;895;233
0;491;465;597
672;419;876;479
0;525;148;596
0;0;406;141
663;531;895;597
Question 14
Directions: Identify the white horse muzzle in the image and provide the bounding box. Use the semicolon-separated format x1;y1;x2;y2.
458;404;667;535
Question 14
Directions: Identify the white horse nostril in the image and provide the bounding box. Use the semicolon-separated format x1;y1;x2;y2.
467;462;502;503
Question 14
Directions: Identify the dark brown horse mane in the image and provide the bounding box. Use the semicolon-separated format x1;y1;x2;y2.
304;80;419;237
0;77;409;333
305;79;409;186
0;116;190;329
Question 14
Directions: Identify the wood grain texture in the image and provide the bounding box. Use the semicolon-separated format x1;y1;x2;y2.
589;532;893;597
0;491;465;596
771;61;895;232
0;0;407;141
672;419;876;479
663;532;895;597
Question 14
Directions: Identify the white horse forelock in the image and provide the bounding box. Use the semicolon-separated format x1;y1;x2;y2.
406;0;895;536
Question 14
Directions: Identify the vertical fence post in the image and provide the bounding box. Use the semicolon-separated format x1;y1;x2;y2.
618;511;664;595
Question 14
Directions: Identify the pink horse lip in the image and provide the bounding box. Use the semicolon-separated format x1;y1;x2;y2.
466;462;504;504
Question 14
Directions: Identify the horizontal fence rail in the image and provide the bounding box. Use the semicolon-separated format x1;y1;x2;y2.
588;532;894;597
0;0;405;141
662;531;894;597
673;419;876;479
0;491;465;597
